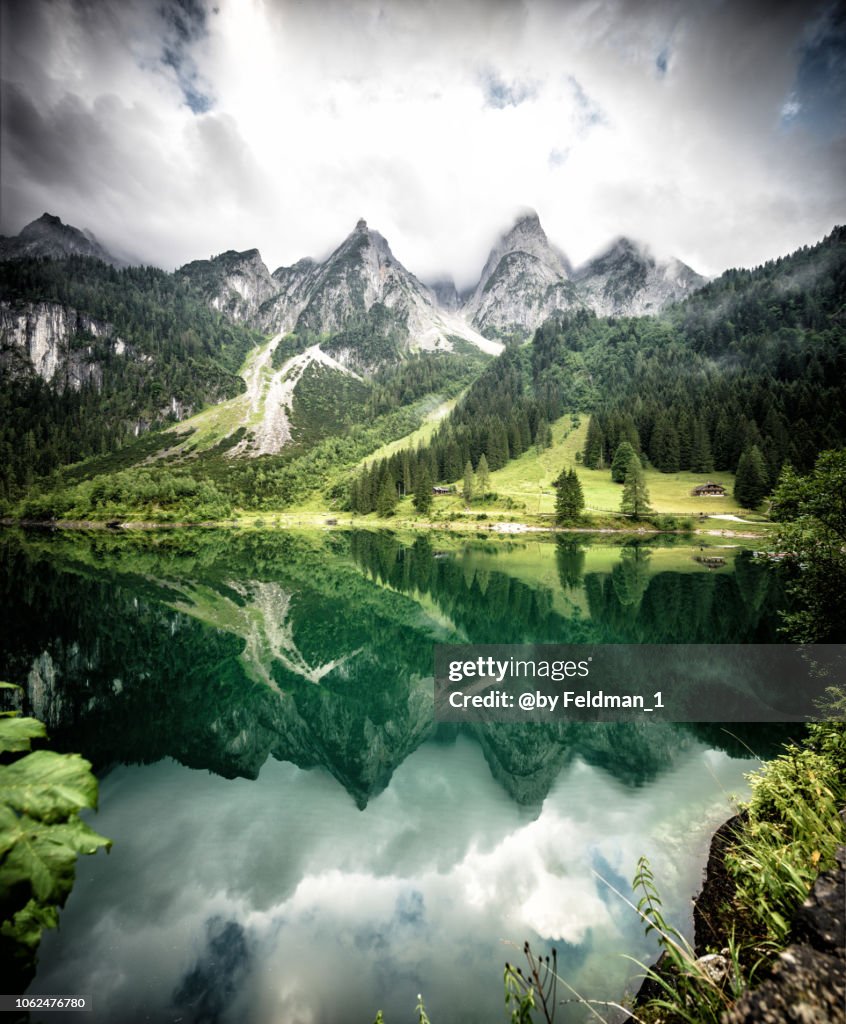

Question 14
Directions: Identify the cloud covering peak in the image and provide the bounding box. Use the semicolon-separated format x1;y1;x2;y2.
1;0;844;282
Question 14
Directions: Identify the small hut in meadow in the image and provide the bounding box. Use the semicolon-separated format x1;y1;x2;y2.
691;481;727;497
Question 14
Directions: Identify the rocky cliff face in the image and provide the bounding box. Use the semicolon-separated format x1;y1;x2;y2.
0;213;118;264
573;236;706;317
464;212;580;338
0;300;137;390
463;212;706;336
178;248;280;324
181;220;500;363
4;211;707;388
269;219;499;359
263;257;321;333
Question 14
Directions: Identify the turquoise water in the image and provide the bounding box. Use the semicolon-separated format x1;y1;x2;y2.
0;529;788;1023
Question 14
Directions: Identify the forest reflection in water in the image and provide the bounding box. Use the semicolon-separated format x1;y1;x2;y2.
0;528;792;1024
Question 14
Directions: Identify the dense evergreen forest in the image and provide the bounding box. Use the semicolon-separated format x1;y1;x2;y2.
350;226;846;513
1;225;844;520
0;257;262;496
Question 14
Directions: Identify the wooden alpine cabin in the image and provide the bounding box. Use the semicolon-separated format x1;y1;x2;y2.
691;481;727;497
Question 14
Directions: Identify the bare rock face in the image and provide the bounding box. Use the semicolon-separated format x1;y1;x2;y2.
464;211;580;338
462;213;706;337
722;944;845;1024
178;248;279;324
572;236;706;317
287;218;496;357
174;213;707;365
427;277;464;312
0;300;136;390
181;220;500;363
0;213;118;265
263;257;321;333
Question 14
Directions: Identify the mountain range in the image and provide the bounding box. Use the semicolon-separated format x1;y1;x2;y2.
0;213;119;266
2;207;842;521
178;209;706;349
2;210;705;363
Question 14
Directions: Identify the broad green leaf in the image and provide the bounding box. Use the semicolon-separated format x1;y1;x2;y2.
0;803;21;857
0;750;98;822
0;813;110;903
0;898;59;950
40;817;112;856
0;814;79;902
0;716;46;754
0;681;22;691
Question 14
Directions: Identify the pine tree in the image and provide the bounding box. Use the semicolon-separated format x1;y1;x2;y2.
676;409;693;470
462;460;474;503
508;419;524;459
376;471;398;518
476;453;490;494
401;450;412;498
518;408;532;452
611;441;637;483
650;415;680;472
583;416;605;469
413;465;433;516
534;416;552;452
444;439;463;482
734;445;769;508
487;421;509;470
712;413;735;470
689;418;714;473
620;453;652;519
554;468;585;523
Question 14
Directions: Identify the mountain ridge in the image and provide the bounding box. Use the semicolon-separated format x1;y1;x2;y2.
0;213;121;266
3;210;707;348
1;222;842;519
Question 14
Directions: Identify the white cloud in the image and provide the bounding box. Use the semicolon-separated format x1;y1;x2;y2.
1;0;843;283
30;738;754;1023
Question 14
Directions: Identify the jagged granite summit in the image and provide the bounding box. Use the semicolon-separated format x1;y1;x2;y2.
573;236;706;318
463;210;707;337
0;213;119;265
178;248;279;324
464;211;580;337
2;210;707;364
180;218;500;366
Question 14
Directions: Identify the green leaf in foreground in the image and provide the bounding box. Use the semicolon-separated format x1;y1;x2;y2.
0;899;60;951
0;684;111;986
0;716;47;754
1;750;100;823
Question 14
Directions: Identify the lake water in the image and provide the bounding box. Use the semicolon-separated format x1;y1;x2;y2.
0;529;791;1024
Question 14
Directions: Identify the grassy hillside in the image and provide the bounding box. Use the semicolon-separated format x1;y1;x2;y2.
359;395;462;467
428;414;745;517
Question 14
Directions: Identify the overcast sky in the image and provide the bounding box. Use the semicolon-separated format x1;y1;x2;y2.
1;0;844;284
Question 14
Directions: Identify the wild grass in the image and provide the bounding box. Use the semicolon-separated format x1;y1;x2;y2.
725;726;846;944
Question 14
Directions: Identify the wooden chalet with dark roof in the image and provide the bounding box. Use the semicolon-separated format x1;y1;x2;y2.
691;481;727;497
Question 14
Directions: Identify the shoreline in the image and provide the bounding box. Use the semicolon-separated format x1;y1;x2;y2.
626;808;845;1022
0;516;770;541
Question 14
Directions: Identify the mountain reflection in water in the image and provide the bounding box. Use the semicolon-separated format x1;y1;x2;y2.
0;529;791;1024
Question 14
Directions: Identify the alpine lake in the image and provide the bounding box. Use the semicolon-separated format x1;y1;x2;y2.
0;527;795;1024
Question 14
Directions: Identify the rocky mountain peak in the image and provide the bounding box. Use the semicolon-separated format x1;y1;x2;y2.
26;213;63;230
463;210;577;336
332;219;395;269
607;236;639;256
573;236;706;316
2;212;118;265
502;209;545;243
177;247;276;324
